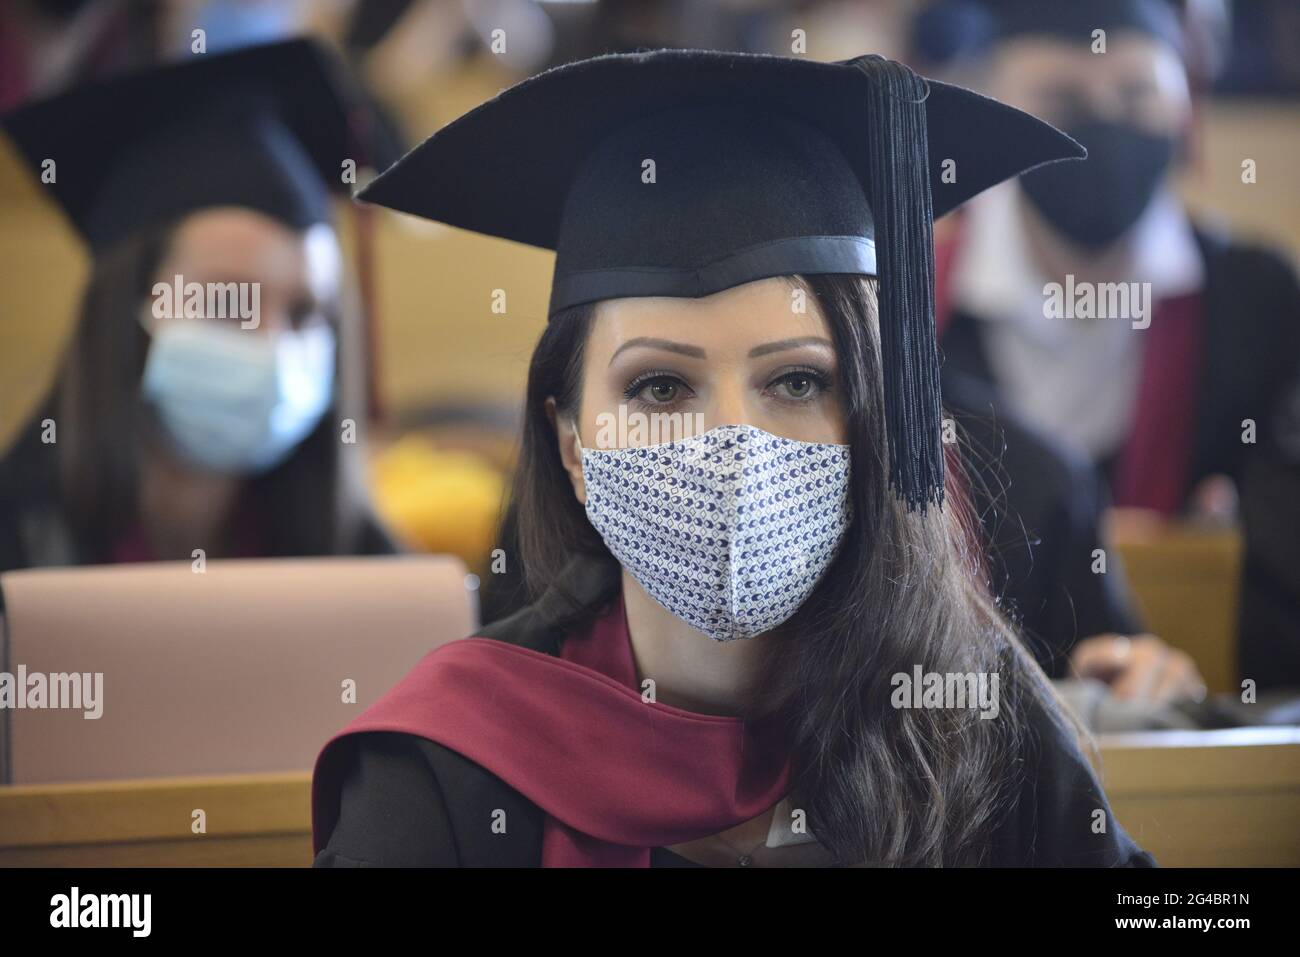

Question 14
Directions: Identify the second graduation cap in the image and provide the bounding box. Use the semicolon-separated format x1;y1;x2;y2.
357;48;1084;510
1;37;380;252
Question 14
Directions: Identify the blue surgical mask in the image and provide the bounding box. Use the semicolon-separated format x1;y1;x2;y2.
173;0;304;55
141;319;335;475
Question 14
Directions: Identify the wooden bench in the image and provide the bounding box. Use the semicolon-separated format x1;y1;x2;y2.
2;727;1296;867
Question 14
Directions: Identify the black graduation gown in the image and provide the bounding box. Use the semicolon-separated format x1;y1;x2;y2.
944;371;1145;678
941;225;1300;689
314;555;1156;868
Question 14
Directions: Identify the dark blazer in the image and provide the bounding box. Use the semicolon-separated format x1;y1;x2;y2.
315;555;1157;867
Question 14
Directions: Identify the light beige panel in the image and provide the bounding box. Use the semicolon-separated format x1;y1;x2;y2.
1178;100;1300;253
347;209;552;417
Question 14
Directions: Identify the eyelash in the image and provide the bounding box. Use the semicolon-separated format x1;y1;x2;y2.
621;366;833;409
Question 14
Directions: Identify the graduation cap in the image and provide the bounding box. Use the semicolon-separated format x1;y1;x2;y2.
1;37;377;251
357;49;1083;511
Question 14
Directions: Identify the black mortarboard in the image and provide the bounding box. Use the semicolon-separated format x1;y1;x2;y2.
1;38;375;251
357;48;1083;511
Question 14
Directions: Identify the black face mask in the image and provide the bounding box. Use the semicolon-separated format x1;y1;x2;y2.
1019;118;1176;250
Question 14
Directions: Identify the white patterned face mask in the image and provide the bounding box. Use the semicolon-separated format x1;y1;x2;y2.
578;422;852;642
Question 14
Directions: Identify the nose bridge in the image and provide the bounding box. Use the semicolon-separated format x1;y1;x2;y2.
707;365;752;430
1084;72;1128;123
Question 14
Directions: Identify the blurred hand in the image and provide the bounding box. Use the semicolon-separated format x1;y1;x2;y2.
1188;473;1238;524
1103;506;1169;543
1069;633;1207;704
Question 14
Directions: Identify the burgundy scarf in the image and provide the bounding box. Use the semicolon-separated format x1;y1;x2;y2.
311;592;792;866
1110;290;1205;513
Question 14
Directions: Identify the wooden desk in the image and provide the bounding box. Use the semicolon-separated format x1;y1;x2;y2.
1098;727;1300;867
0;772;312;867
2;729;1297;866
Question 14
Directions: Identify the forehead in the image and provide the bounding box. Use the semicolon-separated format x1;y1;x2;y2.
991;33;1183;87
586;277;831;351
162;208;340;294
165;207;303;273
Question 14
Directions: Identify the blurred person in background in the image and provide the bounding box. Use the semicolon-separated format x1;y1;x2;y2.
0;38;398;571
943;372;1204;704
917;0;1300;690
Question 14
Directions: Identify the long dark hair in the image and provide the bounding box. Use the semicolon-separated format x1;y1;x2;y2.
494;273;1075;866
50;222;379;561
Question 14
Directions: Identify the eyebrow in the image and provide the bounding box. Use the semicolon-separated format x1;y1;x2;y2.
608;335;833;366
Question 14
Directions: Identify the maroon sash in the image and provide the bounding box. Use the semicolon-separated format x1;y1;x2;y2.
311;591;792;866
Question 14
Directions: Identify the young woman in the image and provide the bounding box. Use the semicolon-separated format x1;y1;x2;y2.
311;48;1155;867
0;39;396;569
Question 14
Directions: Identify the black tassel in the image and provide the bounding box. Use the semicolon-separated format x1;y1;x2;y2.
849;54;945;512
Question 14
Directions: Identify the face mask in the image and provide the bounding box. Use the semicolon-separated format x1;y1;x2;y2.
578;422;852;642
141;320;335;475
1019;117;1176;250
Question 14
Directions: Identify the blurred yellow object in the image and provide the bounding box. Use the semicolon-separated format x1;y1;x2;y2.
0;135;88;456
1109;515;1244;695
370;435;507;571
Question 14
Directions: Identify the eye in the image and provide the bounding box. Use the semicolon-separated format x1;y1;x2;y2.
624;372;691;406
780;373;814;398
288;298;319;330
1120;74;1158;98
767;368;831;402
1118;79;1159;116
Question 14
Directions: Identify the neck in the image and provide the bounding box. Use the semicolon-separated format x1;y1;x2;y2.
138;439;243;560
620;570;775;717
